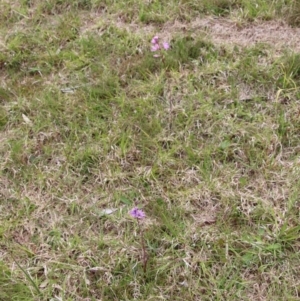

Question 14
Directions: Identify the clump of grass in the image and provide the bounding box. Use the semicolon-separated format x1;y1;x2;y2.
0;261;34;301
181;0;241;16
277;52;300;89
287;0;300;27
0;106;8;130
119;35;216;81
37;0;94;14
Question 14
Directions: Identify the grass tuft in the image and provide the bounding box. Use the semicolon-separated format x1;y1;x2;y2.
287;0;300;27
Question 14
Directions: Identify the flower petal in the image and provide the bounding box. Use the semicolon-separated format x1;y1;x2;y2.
151;44;160;52
130;207;146;219
163;42;170;50
151;36;159;44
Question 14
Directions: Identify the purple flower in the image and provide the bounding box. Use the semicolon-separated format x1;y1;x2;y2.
150;35;170;52
150;35;170;57
151;36;159;44
151;43;160;52
162;42;170;50
130;207;146;219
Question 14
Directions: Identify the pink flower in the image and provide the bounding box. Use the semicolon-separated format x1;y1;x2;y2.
130;207;146;219
151;36;159;44
151;43;160;52
163;42;170;50
150;35;170;57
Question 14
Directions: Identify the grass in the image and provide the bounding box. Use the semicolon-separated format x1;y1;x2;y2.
1;0;300;300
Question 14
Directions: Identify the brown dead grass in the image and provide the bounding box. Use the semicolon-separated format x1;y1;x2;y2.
81;13;300;53
186;17;300;52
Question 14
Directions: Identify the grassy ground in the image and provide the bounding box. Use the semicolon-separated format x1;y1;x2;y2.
1;0;300;300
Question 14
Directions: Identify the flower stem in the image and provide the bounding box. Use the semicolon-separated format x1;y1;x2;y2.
137;219;147;274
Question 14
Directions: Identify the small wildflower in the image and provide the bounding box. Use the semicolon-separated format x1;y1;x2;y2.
130;207;146;219
150;35;170;57
162;42;170;50
151;36;159;44
129;206;148;273
151;43;160;52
